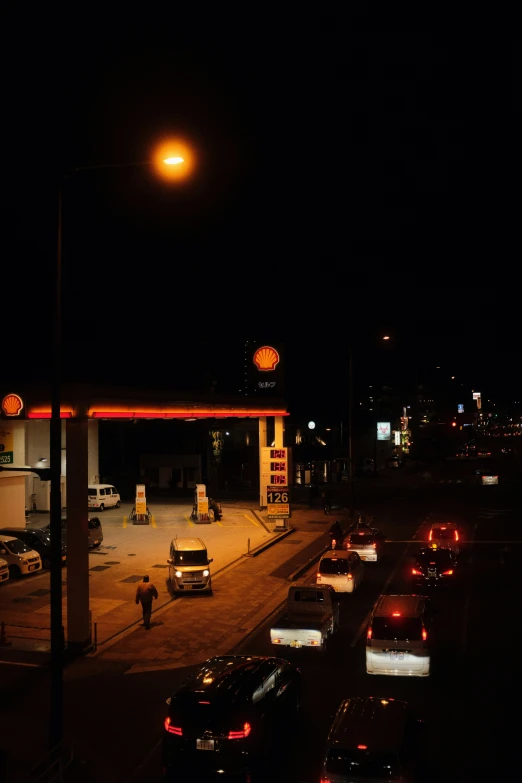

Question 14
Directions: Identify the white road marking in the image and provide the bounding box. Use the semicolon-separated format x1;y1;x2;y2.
0;659;45;668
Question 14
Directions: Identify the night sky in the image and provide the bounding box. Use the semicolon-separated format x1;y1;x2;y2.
5;14;518;416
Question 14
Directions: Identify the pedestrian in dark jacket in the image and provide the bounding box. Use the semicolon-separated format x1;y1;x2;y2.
135;575;158;629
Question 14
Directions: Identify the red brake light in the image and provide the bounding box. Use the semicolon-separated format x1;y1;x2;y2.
442;569;454;575
454;531;459;541
357;744;368;750
347;573;353;580
228;722;251;739
392;612;401;616
440;526;446;530
429;530;432;540
164;717;182;735
367;626;372;640
372;543;377;549
422;628;428;641
412;568;422;575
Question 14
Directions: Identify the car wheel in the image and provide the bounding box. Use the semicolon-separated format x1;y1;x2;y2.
43;557;51;569
116;501;121;509
92;542;101;548
207;580;213;595
8;565;21;579
99;504;104;512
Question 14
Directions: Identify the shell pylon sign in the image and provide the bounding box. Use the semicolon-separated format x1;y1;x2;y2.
1;393;24;417
253;346;280;371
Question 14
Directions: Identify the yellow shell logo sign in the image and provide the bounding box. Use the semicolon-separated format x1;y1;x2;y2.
253;346;280;372
1;393;24;417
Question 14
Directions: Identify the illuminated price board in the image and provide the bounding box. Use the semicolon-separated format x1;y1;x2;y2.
267;484;290;519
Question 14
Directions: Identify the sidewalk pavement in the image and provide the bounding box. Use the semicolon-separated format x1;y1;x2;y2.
89;503;354;673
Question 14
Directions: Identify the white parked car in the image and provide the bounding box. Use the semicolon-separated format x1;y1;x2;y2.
88;484;121;511
0;556;9;583
0;534;42;578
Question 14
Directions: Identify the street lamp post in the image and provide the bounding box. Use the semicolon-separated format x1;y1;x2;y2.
48;147;189;752
348;344;354;517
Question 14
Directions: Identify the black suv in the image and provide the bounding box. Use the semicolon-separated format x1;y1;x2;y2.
162;655;301;781
0;527;67;570
412;547;458;589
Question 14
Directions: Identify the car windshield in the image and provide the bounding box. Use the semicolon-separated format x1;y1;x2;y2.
326;749;399;778
349;534;375;546
173;550;208;566
319;558;349;575
3;538;32;555
371;616;423;641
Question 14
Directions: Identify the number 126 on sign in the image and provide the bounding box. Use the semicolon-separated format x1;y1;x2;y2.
267;488;289;504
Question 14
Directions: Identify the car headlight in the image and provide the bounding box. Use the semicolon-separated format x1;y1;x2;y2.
175;571;182;578
21;558;28;565
203;570;210;577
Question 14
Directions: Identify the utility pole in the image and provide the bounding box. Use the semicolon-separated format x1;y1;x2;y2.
348;344;354;517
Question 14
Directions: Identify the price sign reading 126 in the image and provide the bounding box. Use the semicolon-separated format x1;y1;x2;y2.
267;484;291;520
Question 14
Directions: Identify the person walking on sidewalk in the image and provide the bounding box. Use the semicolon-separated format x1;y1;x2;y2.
135;575;158;629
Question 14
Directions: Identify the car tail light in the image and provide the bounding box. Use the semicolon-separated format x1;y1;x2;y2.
310;639;320;645
347;573;353;580
454;531;459;541
357;744;368;750
372;543;377;549
429;530;433;541
441;569;454;575
367;626;372;643
320;778;332;783
412;568;422;575
331;539;337;548
272;638;282;644
392;612;401;616
422;628;428;641
228;722;252;740
164;717;182;735
317;573;322;580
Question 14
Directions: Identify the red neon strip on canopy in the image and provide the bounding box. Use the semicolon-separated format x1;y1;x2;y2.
90;410;289;419
27;411;73;419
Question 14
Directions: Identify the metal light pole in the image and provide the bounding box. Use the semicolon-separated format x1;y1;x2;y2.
348;344;354;517
49;181;63;751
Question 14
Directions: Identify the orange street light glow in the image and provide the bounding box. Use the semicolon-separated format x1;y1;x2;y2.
152;138;196;182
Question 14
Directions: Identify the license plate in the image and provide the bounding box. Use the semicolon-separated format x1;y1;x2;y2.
62;556;66;561
29;564;39;571
428;570;436;577
196;739;215;751
390;651;404;660
290;640;302;648
184;584;192;590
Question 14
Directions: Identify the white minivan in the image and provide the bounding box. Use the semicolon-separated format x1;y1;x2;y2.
88;484;121;511
366;594;432;677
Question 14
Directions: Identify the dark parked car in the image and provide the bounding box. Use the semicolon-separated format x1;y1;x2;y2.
0;527;67;569
40;516;103;548
412;547;458;589
162;655;301;781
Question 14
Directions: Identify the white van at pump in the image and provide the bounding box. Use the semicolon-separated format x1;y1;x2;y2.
88;484;121;511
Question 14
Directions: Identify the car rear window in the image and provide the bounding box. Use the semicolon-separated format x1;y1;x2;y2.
326;748;399;778
319;557;349;575
371;616;423;641
432;528;456;539
88;519;101;530
169;693;241;732
417;551;453;569
349;534;374;546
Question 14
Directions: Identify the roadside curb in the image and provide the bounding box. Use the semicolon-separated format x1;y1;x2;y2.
247;526;295;556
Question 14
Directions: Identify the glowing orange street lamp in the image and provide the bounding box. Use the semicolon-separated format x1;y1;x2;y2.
152;138;196;182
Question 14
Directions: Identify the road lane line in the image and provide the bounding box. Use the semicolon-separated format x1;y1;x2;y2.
460;521;478;654
185;515;195;527
350;520;424;648
215;520;223;527
0;659;46;669
244;514;260;527
122;516;127;528
150;516;156;528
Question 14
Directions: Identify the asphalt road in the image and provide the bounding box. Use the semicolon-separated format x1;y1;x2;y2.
1;451;520;783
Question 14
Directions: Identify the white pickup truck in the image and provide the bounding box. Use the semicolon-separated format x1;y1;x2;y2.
270;585;340;652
